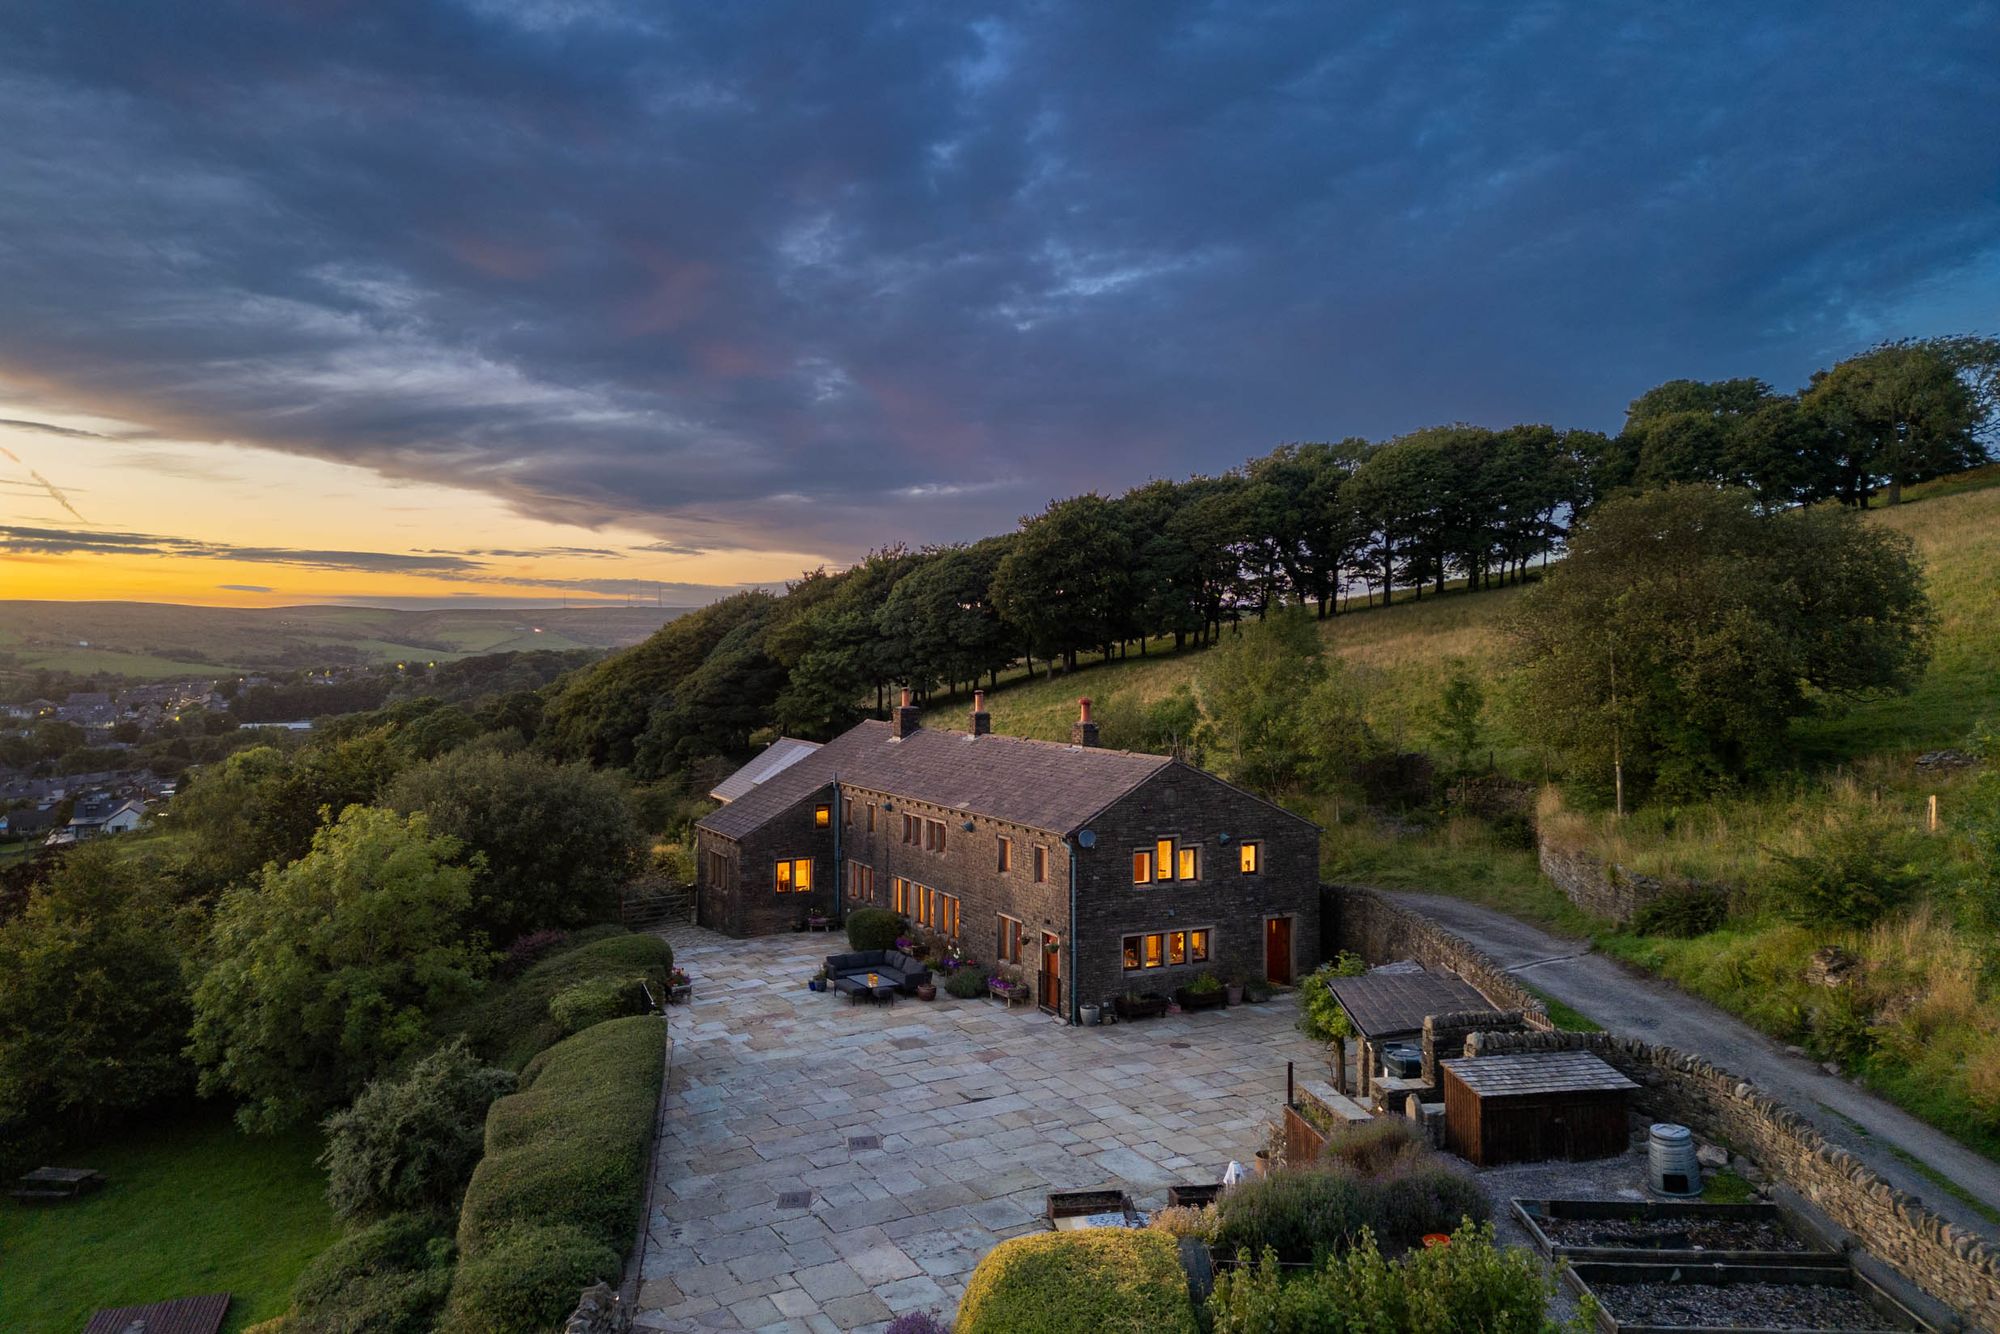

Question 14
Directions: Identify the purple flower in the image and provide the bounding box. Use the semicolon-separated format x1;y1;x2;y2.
885;1313;951;1334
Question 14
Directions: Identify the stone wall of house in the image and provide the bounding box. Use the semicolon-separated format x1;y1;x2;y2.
1330;885;1551;1029
1536;838;1677;925
1465;1028;2000;1330
696;786;838;938
836;779;1071;988
1072;763;1321;1014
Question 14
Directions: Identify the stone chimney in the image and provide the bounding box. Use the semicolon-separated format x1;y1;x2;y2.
1070;697;1099;748
970;690;991;736
893;687;921;740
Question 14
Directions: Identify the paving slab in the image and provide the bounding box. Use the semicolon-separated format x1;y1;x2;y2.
635;923;1322;1328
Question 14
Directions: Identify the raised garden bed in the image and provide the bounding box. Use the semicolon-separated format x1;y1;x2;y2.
1174;986;1227;1012
1167;1183;1222;1209
1114;993;1169;1021
1563;1260;1932;1333
1513;1199;1841;1267
1046;1188;1141;1231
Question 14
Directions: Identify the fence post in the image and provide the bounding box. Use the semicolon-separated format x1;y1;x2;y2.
1287;1059;1295;1109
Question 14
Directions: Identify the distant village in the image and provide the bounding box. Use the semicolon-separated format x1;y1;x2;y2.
0;674;329;848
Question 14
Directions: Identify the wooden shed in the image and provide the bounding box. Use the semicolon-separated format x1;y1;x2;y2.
1440;1052;1637;1167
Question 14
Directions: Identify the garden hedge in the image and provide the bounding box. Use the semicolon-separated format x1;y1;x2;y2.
846;907;907;951
956;1229;1198;1334
440;1223;619;1334
289;1213;454;1334
445;931;672;1070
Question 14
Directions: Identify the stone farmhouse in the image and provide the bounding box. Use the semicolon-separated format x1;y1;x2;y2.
695;692;1321;1022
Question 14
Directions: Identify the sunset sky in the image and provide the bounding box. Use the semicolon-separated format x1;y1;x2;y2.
2;2;1996;607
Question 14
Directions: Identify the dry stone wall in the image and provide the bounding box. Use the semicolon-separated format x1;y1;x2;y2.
1330;884;1551;1029
1536;839;1674;924
1466;1027;2000;1331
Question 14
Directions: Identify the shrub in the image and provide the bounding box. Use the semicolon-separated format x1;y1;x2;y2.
956;1228;1198;1334
1212;1167;1370;1266
497;928;569;979
1767;814;1924;929
1634;887;1728;938
1365;1161;1490;1246
1147;1205;1217;1243
847;907;907;951
456;1016;663;1259
441;1223;619;1334
444;931;671;1070
1316;1116;1426;1179
291;1213;455;1334
548;974;651;1035
321;1038;517;1221
945;966;988;999
1208;1221;1586;1333
1297;953;1366;1043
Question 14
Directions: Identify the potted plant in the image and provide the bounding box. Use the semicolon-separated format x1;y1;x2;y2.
667;966;692;1004
1175;973;1227;1012
808;964;830;993
1078;1000;1101;1026
915;977;937;1001
1225;977;1245;1006
1113;991;1169;1021
988;967;1028;1006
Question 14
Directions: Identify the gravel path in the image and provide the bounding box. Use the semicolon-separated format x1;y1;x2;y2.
1385;892;2000;1245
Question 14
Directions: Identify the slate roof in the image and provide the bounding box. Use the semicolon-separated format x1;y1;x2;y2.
1440;1052;1638;1098
709;737;822;803
1325;968;1494;1040
83;1293;231;1334
699;719;1178;842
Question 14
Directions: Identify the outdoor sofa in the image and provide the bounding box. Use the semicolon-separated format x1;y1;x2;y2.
823;949;933;995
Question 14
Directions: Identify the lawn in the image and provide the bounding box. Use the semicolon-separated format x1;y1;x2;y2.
0;1113;340;1333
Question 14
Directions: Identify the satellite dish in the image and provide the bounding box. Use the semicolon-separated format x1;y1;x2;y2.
1077;830;1097;848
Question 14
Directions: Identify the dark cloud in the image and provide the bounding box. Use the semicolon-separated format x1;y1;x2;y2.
217;583;274;592
0;419;109;440
0;2;1995;558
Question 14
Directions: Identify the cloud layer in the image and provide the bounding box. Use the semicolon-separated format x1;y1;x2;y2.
1;2;1995;558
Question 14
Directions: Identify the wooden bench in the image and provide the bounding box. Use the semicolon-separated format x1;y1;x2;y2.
11;1167;105;1203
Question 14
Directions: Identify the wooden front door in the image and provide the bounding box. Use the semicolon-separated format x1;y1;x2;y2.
1038;932;1062;1014
1265;916;1293;986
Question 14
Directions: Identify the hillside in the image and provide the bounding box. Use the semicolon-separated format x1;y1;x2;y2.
0;602;688;679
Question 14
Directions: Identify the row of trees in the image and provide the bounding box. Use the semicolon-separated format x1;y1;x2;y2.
542;336;1995;777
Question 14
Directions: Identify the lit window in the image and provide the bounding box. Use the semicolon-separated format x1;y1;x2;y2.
775;857;812;893
1132;850;1153;884
893;877;908;914
1143;934;1163;968
1240;842;1260;874
1169;931;1187;966
814;804;830;828
997;836;1011;872
1155;839;1176;881
1178;847;1198;881
1033;846;1048;883
1122;936;1141;969
1190;929;1210;962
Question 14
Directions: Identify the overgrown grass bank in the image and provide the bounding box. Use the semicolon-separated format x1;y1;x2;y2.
0;1113;340;1333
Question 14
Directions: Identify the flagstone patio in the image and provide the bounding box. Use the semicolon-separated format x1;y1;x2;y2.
632;923;1324;1333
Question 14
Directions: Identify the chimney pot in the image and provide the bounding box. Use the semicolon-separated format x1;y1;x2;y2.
900;687;912;708
893;686;921;739
970;689;991;737
1070;697;1099;748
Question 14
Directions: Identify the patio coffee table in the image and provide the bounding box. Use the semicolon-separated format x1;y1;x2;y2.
833;975;898;1004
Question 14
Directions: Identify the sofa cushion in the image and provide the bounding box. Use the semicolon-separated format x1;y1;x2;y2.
825;951;885;973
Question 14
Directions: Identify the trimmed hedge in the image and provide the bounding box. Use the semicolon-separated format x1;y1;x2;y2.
445;930;671;1070
290;1213;454;1334
445;1015;664;1331
956;1229;1198;1334
440;1224;619;1334
846;907;907;951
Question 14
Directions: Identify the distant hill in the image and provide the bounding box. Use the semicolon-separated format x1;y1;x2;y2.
0;601;691;679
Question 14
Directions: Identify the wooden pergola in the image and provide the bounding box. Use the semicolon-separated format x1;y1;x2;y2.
1325;967;1491;1098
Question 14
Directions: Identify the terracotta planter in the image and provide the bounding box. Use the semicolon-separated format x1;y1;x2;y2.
915;983;937;1001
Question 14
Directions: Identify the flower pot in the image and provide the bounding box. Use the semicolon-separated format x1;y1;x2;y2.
1079;1002;1101;1026
1253;1149;1273;1178
1174;986;1227;1012
915;983;937;1001
808;978;824;992
1225;983;1244;1006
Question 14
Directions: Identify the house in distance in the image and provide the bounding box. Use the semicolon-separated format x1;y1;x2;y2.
695;691;1321;1021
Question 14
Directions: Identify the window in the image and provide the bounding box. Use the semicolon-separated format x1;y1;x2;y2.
1122;928;1213;970
1132;850;1153;884
867;803;877;833
997;836;1012;873
917;817;945;852
909;881;959;939
1239;841;1260;874
1155;838;1176;881
902;813;916;844
1033;845;1048;883
892;877;909;914
847;859;875;903
814;804;830;829
706;850;727;884
775;857;812;893
1177;846;1198;882
844;801;853;828
997;914;1024;965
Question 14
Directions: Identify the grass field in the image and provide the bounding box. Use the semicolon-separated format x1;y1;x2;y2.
0;601;686;678
0;1113;338;1332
